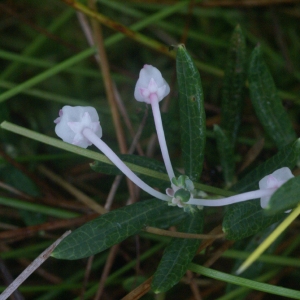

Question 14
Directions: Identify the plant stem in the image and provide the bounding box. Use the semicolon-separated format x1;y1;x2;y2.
187;187;277;206
150;95;175;183
82;128;170;201
0;231;71;300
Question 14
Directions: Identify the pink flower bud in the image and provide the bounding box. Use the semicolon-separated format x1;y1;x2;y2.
134;65;170;104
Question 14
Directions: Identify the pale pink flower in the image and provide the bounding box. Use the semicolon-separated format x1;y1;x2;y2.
55;106;102;149
134;65;170;104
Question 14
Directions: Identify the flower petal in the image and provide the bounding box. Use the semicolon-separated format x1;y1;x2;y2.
259;167;294;209
55;106;102;148
134;65;170;103
148;78;158;93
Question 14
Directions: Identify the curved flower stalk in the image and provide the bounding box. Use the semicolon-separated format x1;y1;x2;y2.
185;167;294;211
54;105;170;201
134;65;175;185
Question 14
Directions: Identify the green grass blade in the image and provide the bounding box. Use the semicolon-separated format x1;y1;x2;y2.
0;48;95;103
188;263;300;299
0;80;85;105
0;197;79;219
225;223;281;297
0;8;74;80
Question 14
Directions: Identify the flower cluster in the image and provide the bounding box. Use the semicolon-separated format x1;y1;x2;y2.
166;175;195;208
54;65;295;212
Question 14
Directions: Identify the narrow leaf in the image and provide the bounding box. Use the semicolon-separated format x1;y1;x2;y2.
232;138;300;193
267;176;300;215
223;200;284;240
248;46;296;149
221;25;246;145
176;44;206;181
151;209;204;293
214;125;235;187
52;199;185;260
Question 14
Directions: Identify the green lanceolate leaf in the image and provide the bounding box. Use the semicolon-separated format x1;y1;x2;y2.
232;138;300;193
267;176;300;215
220;25;246;145
214;125;235;187
176;45;206;181
222;200;284;240
91;154;179;190
151;209;204;293
248;46;296;149
52;199;185;260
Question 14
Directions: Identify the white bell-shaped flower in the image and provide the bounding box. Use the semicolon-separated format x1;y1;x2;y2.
134;65;170;104
259;167;294;209
54;106;102;148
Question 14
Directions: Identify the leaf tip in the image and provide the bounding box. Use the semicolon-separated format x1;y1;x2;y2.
0;121;7;128
50;250;60;259
175;44;186;52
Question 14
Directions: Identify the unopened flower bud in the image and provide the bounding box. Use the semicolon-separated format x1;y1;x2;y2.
134;65;170;104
